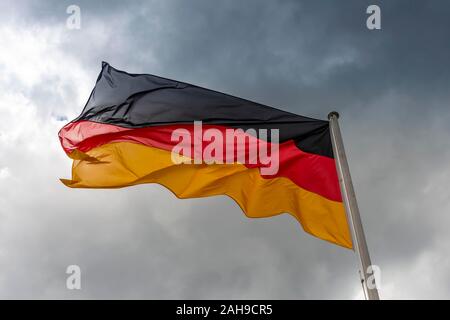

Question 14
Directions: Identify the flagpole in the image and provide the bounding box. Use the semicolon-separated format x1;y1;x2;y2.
328;111;380;300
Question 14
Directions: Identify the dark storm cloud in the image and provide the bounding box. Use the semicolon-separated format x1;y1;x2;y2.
81;0;450;115
1;0;450;298
14;0;450;112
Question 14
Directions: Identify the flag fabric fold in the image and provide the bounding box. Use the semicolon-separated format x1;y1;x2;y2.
59;62;352;248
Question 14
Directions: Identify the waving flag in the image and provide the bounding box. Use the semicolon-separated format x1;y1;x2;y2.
59;62;352;248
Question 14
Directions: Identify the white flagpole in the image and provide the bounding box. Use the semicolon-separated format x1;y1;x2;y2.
328;111;380;300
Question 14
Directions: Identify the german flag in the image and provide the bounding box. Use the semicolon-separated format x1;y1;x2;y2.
59;62;352;248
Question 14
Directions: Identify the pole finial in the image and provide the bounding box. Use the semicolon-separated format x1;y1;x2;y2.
328;111;340;120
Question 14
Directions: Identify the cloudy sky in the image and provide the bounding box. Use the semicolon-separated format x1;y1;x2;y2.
1;0;449;299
